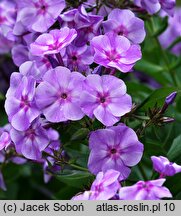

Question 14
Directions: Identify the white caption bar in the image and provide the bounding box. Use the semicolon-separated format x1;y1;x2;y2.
0;201;180;216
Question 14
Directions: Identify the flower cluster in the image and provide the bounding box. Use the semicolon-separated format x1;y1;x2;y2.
134;0;176;16
0;0;180;200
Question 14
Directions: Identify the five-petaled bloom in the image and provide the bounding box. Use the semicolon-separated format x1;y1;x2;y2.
63;44;94;72
151;156;181;177
134;0;175;16
103;9;145;44
35;66;85;122
14;0;65;33
5;73;40;131
10;118;59;160
30;27;77;56
80;74;132;126
88;124;144;180
90;32;142;73
72;169;120;200
119;179;172;200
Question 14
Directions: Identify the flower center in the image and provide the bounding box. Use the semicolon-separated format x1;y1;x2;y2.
61;93;68;99
0;16;6;24
106;50;119;61
118;30;124;35
72;56;77;61
110;148;117;154
25;128;36;141
100;97;106;103
20;95;30;109
41;5;46;10
116;25;127;36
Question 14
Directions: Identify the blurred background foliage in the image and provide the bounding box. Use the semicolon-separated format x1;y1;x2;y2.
0;0;181;200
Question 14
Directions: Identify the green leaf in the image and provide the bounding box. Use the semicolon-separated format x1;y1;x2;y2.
137;87;181;110
71;128;89;141
168;135;181;162
134;59;169;85
56;170;94;189
146;16;168;37
135;59;164;74
65;144;89;167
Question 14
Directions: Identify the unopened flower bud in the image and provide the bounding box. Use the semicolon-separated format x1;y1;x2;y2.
161;117;175;123
165;91;177;105
161;91;177;113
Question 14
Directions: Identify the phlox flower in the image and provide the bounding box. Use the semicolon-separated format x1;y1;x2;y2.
151;156;181;177
88;124;144;180
59;5;103;46
63;44;94;72
134;0;175;16
14;0;65;33
80;74;132;126
119;179;172;200
30;27;77;56
5;73;40;131
10;118;59;160
90;32;142;73
72;169;120;200
35;66;85;122
159;8;181;56
103;9;145;44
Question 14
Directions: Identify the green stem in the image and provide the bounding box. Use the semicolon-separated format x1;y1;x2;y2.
68;163;89;172
154;37;177;86
138;163;148;181
149;17;177;86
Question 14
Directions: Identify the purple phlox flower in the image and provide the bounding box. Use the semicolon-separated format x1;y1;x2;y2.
72;169;120;200
72;191;92;200
90;32;142;73
59;6;103;46
92;65;104;75
160;0;176;16
119;178;172;200
12;44;29;66
88;124;144;180
151;156;181;177
74;6;103;46
90;169;120;200
10;156;27;165
10;118;59;160
159;8;181;56
134;0;175;16
0;124;27;164
19;61;48;83
103;9;146;44
80;74;132;126
35;66;85;122
74;5;103;30
59;9;78;29
84;0;112;16
0;124;13;151
5;73;40;131
0;0;17;47
30;27;77;56
0;132;11;151
0;0;16;27
14;0;65;33
0;0;16;52
43;140;62;183
63;44;94;72
11;32;41;66
0;32;14;54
